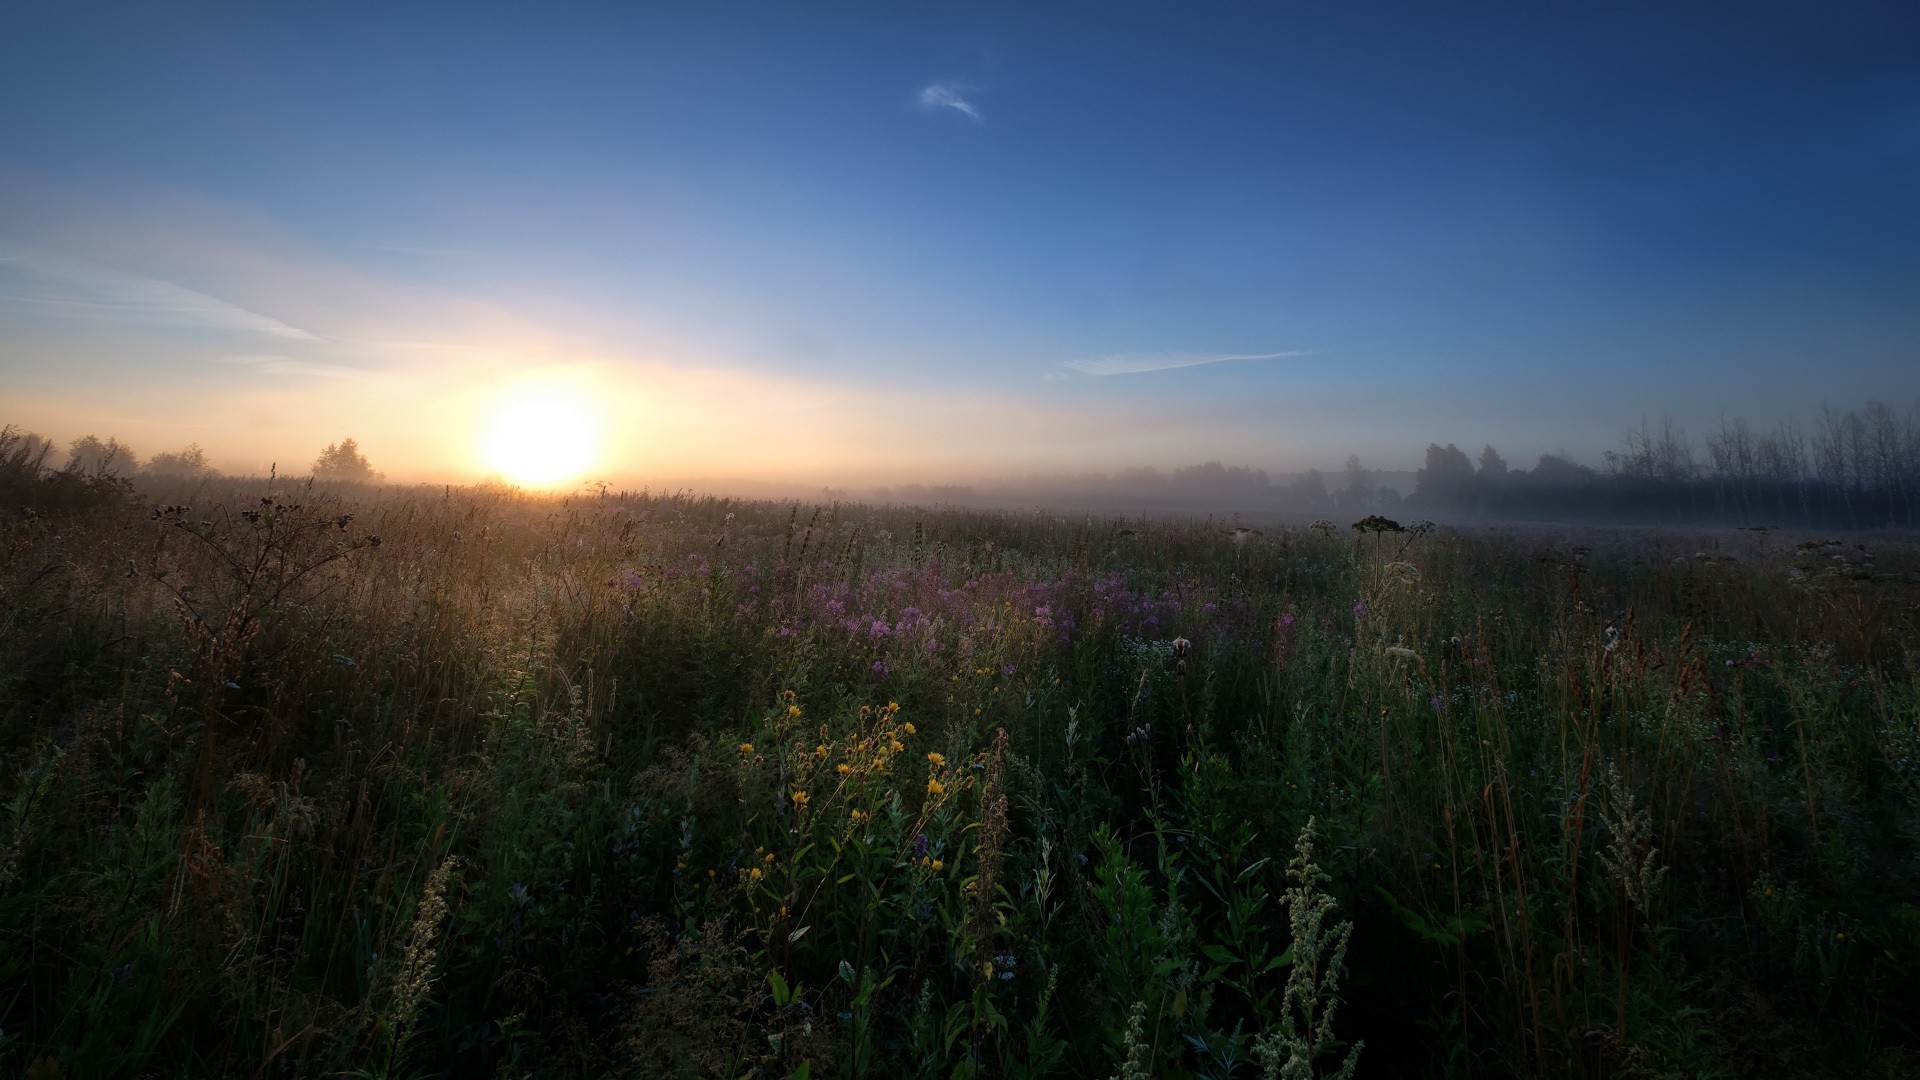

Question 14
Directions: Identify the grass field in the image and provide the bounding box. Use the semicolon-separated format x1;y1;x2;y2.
2;478;1917;1078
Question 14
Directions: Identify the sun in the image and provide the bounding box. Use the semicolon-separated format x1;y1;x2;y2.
481;389;598;486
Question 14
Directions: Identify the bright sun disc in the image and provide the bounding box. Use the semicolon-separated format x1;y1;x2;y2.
482;393;597;486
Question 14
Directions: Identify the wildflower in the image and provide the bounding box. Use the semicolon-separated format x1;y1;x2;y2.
890;740;904;752
738;742;754;754
791;790;810;809
783;690;797;702
788;704;803;718
749;867;764;881
927;752;946;768
927;778;945;796
902;722;916;735
850;809;867;824
838;763;852;775
815;743;829;757
764;852;776;863
931;859;944;871
912;833;929;859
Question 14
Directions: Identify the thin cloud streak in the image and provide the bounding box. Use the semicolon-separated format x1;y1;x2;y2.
1060;349;1311;377
223;354;372;380
918;82;982;123
0;244;316;340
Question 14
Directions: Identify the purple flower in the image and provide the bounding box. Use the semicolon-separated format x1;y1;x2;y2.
912;833;929;859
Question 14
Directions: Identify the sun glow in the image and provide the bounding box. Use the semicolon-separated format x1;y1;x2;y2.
480;387;599;486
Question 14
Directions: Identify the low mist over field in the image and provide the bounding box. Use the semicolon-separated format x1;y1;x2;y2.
12;395;1920;528
4;3;1919;1078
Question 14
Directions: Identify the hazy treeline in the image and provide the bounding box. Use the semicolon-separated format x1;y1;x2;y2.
1412;400;1920;528
895;401;1920;529
874;459;1418;515
0;428;381;485
11;400;1919;528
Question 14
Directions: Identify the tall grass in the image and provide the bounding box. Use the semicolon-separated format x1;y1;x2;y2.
0;477;1915;1077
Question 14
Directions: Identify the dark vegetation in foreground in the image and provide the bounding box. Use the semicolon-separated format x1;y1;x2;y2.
1;457;1918;1078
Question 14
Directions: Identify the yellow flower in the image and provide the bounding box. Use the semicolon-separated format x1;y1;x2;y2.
886;701;900;713
850;809;868;823
890;740;904;753
738;742;754;754
931;858;944;871
927;778;945;796
787;704;803;718
764;852;776;863
782;690;796;702
791;790;810;808
927;752;946;768
902;722;916;735
837;763;852;775
815;743;829;757
749;867;764;881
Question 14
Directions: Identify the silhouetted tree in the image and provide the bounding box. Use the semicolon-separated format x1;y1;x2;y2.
1414;443;1476;506
312;437;381;483
146;443;215;478
66;435;138;475
1287;468;1329;509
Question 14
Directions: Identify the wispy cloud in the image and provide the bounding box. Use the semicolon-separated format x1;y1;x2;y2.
0;244;316;340
1058;349;1311;377
223;354;370;380
919;82;983;123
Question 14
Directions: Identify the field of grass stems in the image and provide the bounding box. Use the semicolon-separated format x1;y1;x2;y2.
1;476;1917;1078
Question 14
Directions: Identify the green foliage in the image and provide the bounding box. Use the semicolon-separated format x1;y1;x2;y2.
0;478;1916;1076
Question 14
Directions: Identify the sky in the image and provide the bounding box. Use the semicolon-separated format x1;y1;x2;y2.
1;1;1917;486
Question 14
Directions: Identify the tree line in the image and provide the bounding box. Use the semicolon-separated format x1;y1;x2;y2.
0;430;383;486
1410;401;1920;528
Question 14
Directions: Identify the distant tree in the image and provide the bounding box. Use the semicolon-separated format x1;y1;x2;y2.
1414;443;1476;505
4;427;131;510
1477;444;1508;477
1528;453;1595;487
1286;469;1329;509
146;443;215;478
312;437;382;483
1343;453;1375;494
66;435;139;475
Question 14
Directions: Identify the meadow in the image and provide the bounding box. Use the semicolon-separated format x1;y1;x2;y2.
1;470;1917;1078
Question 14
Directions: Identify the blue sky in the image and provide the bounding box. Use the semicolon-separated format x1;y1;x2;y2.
2;2;1917;482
